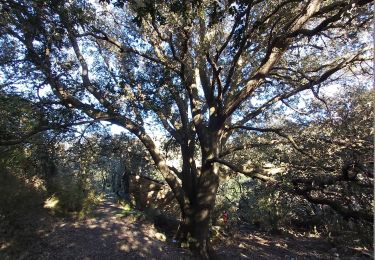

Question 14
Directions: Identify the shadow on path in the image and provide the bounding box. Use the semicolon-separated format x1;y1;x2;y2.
8;194;372;259
24;194;193;260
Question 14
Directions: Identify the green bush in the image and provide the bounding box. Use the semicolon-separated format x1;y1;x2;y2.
237;181;373;248
0;169;47;258
0;170;46;223
46;174;101;217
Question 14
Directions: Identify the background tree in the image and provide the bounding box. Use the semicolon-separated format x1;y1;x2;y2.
0;0;372;258
221;86;373;241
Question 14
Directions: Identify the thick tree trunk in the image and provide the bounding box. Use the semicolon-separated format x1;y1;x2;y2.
192;217;216;259
174;208;217;259
175;161;220;259
177;128;221;259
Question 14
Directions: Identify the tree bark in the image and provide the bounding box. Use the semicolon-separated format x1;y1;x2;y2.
174;129;221;259
121;170;130;202
175;203;218;260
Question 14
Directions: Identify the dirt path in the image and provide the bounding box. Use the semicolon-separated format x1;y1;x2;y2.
15;194;372;259
213;226;373;259
214;230;370;259
22;194;193;260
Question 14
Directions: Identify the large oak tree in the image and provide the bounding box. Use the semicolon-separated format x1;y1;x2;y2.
0;0;372;258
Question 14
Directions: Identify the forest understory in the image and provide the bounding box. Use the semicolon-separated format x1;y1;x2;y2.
0;193;372;260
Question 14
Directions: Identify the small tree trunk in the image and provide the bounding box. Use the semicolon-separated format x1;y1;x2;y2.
174;213;190;242
121;171;130;201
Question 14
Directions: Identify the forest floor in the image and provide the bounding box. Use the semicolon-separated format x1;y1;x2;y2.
1;194;372;260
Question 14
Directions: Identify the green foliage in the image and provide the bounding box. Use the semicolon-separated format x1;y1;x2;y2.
0;169;47;258
214;175;373;247
237;182;312;232
0;170;46;226
0;134;101;221
46;174;100;217
116;201;146;221
213;176;243;225
237;181;373;247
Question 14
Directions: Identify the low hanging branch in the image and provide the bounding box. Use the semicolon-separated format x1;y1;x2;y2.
219;140;282;158
292;181;373;222
212;158;279;183
0;120;98;146
228;125;324;162
215;156;373;222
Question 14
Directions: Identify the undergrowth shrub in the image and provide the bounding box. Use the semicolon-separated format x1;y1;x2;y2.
213;176;246;227
0;169;48;258
214;176;372;248
0;170;46;226
46;174;102;218
237;181;373;247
